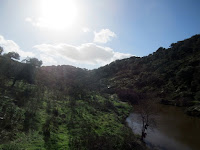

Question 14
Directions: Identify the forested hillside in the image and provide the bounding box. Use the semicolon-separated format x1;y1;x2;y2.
0;49;145;149
0;34;200;149
91;35;200;110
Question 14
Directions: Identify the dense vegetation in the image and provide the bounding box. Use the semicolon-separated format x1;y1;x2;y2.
0;34;200;149
90;34;200;115
0;51;145;149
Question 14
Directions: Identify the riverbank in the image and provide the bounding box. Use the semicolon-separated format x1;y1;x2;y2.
160;99;200;117
186;105;200;117
126;104;200;150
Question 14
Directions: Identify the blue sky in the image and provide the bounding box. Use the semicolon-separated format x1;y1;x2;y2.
0;0;200;69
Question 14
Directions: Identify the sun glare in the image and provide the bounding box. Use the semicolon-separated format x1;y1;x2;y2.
40;0;78;30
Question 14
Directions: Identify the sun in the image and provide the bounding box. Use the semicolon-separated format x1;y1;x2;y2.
39;0;78;30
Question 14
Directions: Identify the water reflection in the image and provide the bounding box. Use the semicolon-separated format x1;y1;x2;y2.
126;105;200;150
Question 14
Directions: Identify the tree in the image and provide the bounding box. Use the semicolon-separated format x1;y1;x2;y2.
170;43;176;48
176;66;194;85
11;57;43;87
4;52;20;60
135;98;157;141
23;57;42;67
117;89;140;104
0;46;3;55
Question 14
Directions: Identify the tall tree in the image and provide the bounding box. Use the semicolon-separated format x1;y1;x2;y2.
4;52;20;60
11;57;42;87
135;98;157;141
23;57;42;67
0;46;3;55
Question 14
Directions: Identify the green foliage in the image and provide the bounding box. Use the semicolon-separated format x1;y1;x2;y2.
3;52;20;60
11;64;36;87
1;34;200;149
195;91;200;101
90;34;200;107
0;46;3;55
23;57;43;67
0;143;21;150
0;55;43;87
0;96;24;142
176;66;194;84
0;77;140;150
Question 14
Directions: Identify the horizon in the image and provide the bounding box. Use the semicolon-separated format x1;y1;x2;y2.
0;0;200;69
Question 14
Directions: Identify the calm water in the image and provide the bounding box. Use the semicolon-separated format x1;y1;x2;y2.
126;104;200;150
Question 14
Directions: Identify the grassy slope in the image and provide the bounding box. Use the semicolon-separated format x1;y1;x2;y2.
0;80;145;150
2;34;199;149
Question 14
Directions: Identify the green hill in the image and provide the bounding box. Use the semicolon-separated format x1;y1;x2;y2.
0;34;200;149
91;34;200;107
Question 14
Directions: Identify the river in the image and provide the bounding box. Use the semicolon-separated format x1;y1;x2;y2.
126;104;200;150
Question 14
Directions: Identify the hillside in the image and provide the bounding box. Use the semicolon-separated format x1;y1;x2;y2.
0;34;200;149
35;34;200;107
91;35;200;109
0;52;146;149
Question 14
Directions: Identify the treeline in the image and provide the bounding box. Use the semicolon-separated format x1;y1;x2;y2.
0;49;44;146
0;48;42;88
0;47;145;149
90;34;200;107
1;34;200;149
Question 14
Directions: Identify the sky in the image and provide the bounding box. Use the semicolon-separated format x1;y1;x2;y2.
0;0;200;69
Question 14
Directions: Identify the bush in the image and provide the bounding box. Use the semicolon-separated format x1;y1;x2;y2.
1;143;20;150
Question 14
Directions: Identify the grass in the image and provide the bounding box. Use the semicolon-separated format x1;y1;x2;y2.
0;81;143;150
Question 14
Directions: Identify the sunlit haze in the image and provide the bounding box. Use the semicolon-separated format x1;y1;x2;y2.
38;0;78;30
0;0;200;69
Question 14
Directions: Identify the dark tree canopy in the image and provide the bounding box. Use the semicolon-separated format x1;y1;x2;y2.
0;46;3;55
4;51;20;60
11;57;43;87
23;57;43;67
1;34;200;149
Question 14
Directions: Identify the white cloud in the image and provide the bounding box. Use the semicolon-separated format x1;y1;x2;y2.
94;29;117;43
25;17;46;28
113;52;133;60
0;35;34;58
34;43;132;66
40;54;58;66
82;27;90;33
25;17;32;22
